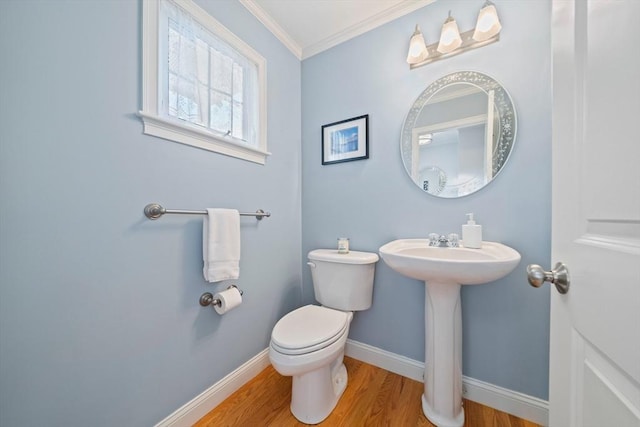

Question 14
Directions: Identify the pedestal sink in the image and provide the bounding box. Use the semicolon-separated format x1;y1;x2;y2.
378;239;521;427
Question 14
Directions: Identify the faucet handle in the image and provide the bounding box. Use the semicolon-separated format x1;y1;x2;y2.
447;233;459;247
428;233;440;246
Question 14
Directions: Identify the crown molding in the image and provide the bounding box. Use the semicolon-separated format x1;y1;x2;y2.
240;0;435;61
302;0;435;59
239;0;303;60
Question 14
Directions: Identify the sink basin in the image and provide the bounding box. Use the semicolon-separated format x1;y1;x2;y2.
378;238;520;427
379;239;521;284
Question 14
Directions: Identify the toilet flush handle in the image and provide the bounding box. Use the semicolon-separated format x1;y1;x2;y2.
307;262;316;269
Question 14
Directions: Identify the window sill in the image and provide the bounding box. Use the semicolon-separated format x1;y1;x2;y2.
138;111;270;165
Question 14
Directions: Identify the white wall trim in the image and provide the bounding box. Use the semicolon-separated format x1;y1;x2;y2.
240;0;435;60
345;338;425;381
301;0;435;60
462;376;550;426
239;0;303;59
345;339;549;426
156;341;548;426
154;348;270;427
138;112;271;165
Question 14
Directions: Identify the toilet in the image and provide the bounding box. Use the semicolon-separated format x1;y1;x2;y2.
269;249;379;424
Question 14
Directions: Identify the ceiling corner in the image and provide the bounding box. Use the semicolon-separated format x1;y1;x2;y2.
239;0;303;60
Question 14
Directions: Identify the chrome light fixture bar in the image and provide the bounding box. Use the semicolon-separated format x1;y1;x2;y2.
407;1;502;70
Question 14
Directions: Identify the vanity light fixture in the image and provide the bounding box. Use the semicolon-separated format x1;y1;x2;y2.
406;1;502;69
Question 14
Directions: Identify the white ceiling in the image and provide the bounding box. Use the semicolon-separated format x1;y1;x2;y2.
239;0;435;59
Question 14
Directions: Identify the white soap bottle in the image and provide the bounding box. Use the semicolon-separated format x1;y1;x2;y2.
462;213;482;249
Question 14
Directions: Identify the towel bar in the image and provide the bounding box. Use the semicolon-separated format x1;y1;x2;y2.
144;203;271;220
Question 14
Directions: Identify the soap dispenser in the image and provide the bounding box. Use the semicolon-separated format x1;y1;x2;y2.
462;213;482;249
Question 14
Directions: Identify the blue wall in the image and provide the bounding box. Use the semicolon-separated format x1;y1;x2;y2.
0;1;301;426
302;0;551;400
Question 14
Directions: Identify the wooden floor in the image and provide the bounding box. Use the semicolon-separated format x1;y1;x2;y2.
196;357;540;427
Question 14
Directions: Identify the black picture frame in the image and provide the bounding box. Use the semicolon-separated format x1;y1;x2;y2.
321;114;369;165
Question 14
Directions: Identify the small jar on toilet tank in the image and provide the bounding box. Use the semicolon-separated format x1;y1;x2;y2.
337;238;350;254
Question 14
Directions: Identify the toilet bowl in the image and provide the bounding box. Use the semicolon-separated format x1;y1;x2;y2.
269;305;353;424
269;249;378;424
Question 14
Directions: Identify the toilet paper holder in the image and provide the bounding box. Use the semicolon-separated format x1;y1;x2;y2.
199;285;243;307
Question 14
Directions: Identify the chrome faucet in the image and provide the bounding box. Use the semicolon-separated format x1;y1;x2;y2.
428;233;459;248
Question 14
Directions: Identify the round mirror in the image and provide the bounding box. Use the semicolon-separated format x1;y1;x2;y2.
401;71;516;198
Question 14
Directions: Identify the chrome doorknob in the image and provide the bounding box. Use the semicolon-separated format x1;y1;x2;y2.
527;262;570;294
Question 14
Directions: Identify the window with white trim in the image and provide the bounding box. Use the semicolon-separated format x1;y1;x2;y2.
139;0;269;164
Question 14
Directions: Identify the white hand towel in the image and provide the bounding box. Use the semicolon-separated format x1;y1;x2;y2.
203;208;240;282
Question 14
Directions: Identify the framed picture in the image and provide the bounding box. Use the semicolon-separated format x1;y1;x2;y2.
321;114;369;165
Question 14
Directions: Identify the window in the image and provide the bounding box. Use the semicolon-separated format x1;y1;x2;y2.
140;0;269;164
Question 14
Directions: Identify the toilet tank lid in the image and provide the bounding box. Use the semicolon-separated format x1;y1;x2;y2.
308;249;379;264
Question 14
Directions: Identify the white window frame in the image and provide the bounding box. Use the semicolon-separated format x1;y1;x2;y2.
139;0;269;164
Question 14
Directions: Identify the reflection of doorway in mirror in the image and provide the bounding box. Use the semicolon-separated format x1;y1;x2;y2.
484;89;496;181
415;120;487;197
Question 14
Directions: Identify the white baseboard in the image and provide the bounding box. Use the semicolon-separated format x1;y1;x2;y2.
345;339;425;381
462;376;549;426
156;340;549;427
154;348;270;427
345;339;549;426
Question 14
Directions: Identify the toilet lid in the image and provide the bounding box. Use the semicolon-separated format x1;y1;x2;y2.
271;305;349;355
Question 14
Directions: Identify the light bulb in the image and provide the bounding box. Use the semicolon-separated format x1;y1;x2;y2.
437;12;462;54
406;25;428;64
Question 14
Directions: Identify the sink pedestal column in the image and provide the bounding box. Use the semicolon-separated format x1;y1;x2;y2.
422;281;464;427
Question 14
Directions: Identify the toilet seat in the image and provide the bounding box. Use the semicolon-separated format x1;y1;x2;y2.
271;305;349;356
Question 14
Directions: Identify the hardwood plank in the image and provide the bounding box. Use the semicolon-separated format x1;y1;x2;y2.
196;357;541;427
494;410;513;427
365;371;432;426
464;399;494;427
193;367;291;427
330;359;388;426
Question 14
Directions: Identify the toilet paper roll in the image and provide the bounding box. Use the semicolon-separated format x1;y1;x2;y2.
213;286;242;315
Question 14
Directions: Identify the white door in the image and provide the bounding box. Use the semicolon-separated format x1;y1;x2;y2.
545;1;640;426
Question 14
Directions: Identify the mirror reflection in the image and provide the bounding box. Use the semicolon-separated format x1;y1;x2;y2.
401;71;516;198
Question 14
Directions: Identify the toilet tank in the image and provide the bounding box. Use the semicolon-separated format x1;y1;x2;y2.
307;249;379;311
